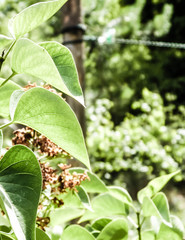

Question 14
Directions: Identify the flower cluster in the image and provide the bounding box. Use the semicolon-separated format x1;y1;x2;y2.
12;127;70;157
37;163;90;230
57;164;90;192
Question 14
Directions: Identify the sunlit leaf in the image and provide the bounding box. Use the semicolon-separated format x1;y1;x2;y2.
168;215;184;238
142;195;171;226
79;193;126;222
9;0;67;38
108;186;132;206
156;216;184;240
9;90;24;120
69;168;108;193
75;186;92;211
0;145;42;240
0;130;2;155
153;193;170;223
0;215;10;227
59;189;83;208
138;171;180;203
140;231;156;240
40;41;84;105
10;87;90;169
61;225;95;240
0;35;13;49
11;38;84;104
0;79;21;119
96;218;128;240
50;208;84;226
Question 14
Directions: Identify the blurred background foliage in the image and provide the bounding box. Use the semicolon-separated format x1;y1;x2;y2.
1;0;185;224
83;0;185;188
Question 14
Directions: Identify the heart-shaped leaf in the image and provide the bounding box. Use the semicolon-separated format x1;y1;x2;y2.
8;0;67;38
40;41;84;105
0;35;13;49
61;225;95;240
11;39;84;105
138;171;180;203
0;79;21;119
69;168;108;193
0;145;42;240
10;87;90;169
96;218;128;240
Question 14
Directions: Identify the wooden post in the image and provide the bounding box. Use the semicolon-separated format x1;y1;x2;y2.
61;0;86;137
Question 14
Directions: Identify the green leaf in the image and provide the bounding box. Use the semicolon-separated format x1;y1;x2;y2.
156;216;184;240
59;189;83;208
0;79;21;119
0;233;15;240
0;145;42;240
92;218;112;231
79;193;126;222
61;225;95;240
153;193;170;223
108;186;132;206
8;0;67;38
40;41;84;105
75;186;92;211
69;168;108;193
36;228;51;240
0;225;14;240
0;130;2;155
50;208;84;226
9;90;24;120
0;35;13;49
169;215;184;238
96;218;128;240
142;195;171;226
10;87;90;169
140;231;156;240
0;215;10;227
62;189;84;208
138;171;180;203
11;38;84;105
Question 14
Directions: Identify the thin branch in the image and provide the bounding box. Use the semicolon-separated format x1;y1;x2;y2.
0;121;13;130
137;212;142;240
0;72;16;88
3;40;16;61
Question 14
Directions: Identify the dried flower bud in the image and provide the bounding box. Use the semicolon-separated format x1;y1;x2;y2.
57;164;90;192
40;162;57;190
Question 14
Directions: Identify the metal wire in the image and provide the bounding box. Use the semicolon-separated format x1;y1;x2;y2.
116;38;185;49
84;35;185;50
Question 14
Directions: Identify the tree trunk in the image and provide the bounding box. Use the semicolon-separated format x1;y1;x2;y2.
61;0;86;137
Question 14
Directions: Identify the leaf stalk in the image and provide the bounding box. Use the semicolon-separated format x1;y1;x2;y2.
0;72;16;88
0;121;13;130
